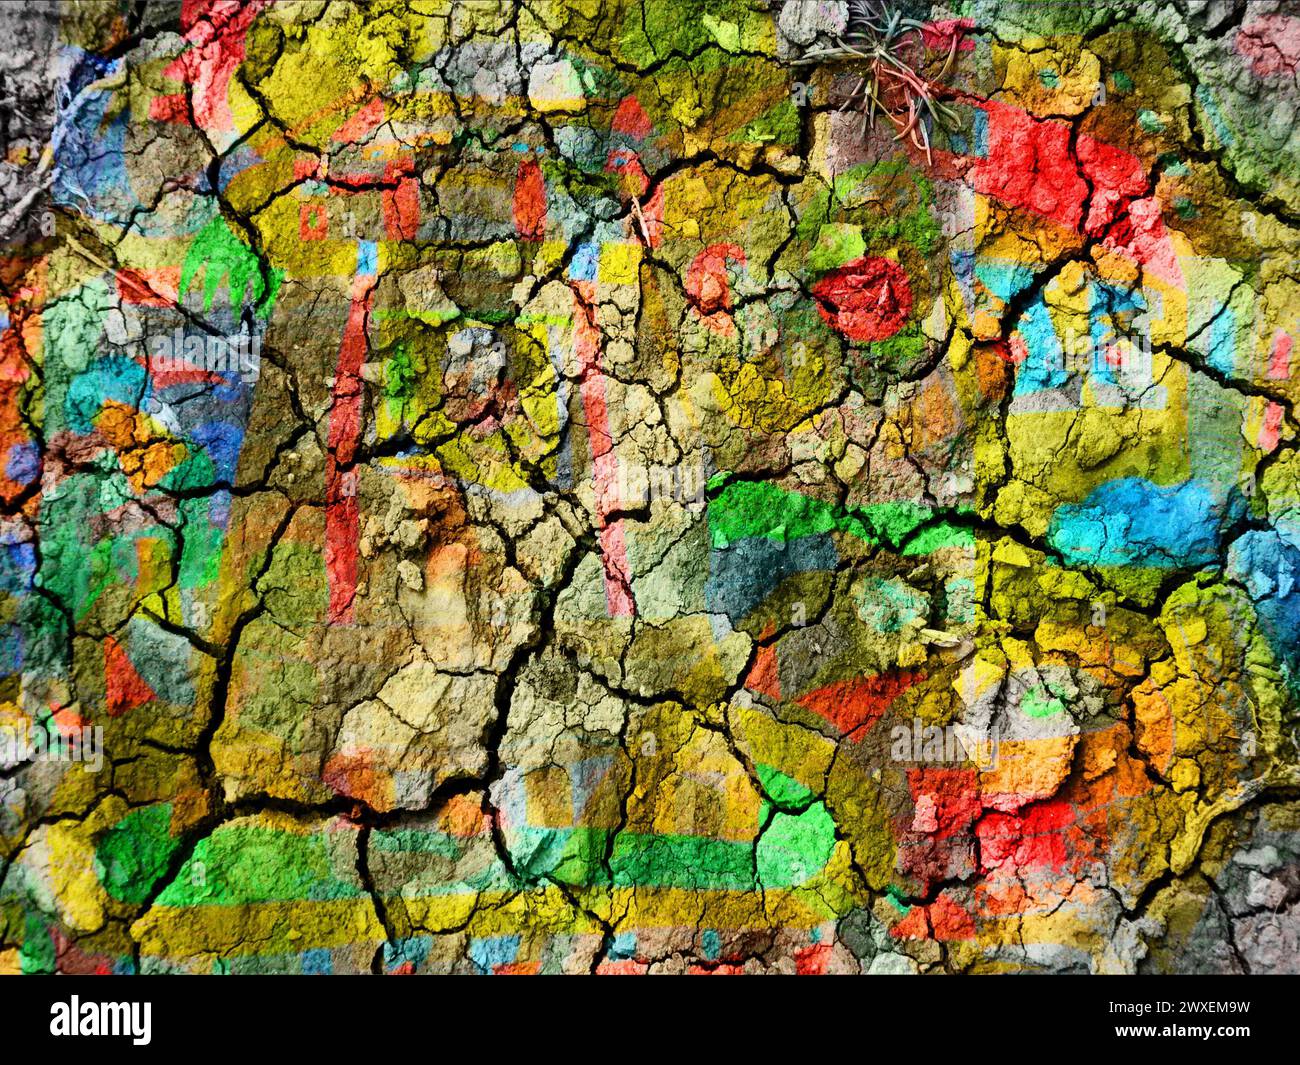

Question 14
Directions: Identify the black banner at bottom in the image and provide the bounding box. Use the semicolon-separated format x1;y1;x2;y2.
0;973;1286;1052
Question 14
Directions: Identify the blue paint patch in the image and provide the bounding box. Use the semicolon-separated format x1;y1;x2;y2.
705;533;837;623
1203;303;1237;378
973;107;989;157
356;241;378;277
570;242;600;281
1195;85;1235;148
384;937;431;971
216;144;264;194
5;440;40;486
469;935;521;974
1012;295;1068;396
1089;281;1148;385
1228;528;1300;690
1048;478;1236;568
976;260;1037;304
188;422;244;484
52;52;135;223
0;539;36;595
0;624;22;674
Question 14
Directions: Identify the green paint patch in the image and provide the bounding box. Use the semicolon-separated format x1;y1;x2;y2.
385;343;417;404
156;826;365;906
612;832;757;890
1021;685;1066;718
707;480;975;554
20;910;56;974
884;885;911;914
701;13;740;52
757;762;815;808
95;803;182;904
1138;109;1165;133
808;223;867;273
708;480;872;547
794;163;940;258
756;804;837;889
731;97;800;146
903;519;975;555
1158;152;1190;176
180;217;283;318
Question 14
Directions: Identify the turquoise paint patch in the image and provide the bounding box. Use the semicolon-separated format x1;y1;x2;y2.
1048;478;1231;567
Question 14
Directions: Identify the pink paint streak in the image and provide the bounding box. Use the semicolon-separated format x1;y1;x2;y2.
150;0;266;132
1236;15;1300;78
574;289;633;617
1269;330;1293;379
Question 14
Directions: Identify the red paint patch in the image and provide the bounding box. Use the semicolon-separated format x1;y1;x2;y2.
382;158;420;240
687;962;746;975
976;800;1077;874
152;0;266;133
794;942;835;974
745;639;781;700
334;98;384;144
494;961;541;975
956;100;1182;285
596;959;650;975
1261;401;1284;453
299;202;328;241
889;906;929;939
612;95;653;140
920;18;975;52
104;636;155;716
891;892;975;941
928;892;977;940
744;621;781;699
50;705;90;738
797;669;924;737
513;157;547;241
116;267;180;306
906;767;982;839
685;244;746;335
325;278;374;624
811;257;913;342
1269;330;1293;379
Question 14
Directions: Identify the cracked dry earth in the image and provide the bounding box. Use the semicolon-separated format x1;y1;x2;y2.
0;0;1299;977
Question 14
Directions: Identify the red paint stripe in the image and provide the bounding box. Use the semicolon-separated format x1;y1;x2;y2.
325;275;374;623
